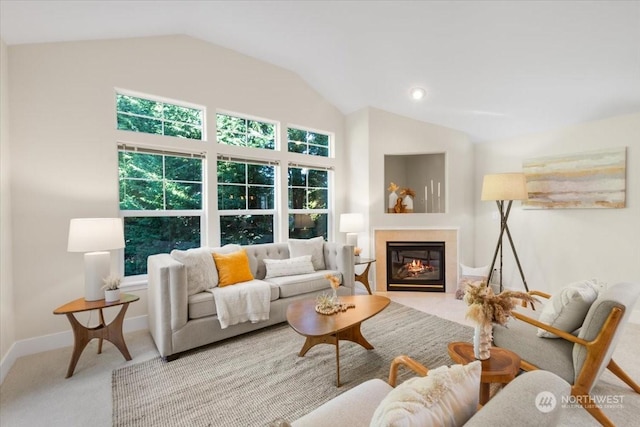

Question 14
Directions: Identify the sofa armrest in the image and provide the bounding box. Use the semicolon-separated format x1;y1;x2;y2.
465;370;570;426
324;242;355;293
147;253;188;358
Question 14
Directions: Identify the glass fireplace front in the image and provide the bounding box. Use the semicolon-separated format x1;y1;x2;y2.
386;241;445;292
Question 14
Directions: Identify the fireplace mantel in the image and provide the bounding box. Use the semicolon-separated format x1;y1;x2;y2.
373;227;459;293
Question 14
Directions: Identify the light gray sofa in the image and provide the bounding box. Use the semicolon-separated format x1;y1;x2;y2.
292;369;570;426
147;241;355;360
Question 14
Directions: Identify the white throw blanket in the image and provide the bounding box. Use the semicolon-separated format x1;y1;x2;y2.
208;280;271;329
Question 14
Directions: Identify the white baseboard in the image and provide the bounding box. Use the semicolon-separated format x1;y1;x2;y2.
0;314;148;385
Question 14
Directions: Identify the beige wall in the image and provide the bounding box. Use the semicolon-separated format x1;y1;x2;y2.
475;113;640;317
6;35;346;345
363;107;476;267
1;39;16;362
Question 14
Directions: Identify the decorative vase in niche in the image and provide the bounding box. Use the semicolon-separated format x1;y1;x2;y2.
388;191;399;213
403;195;414;213
473;322;492;360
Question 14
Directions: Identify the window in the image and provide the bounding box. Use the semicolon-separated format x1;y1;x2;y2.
116;93;204;140
288;166;329;239
216;113;275;149
287;128;330;157
119;148;204;276
217;158;276;245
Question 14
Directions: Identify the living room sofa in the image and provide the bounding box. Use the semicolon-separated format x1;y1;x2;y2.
147;240;355;360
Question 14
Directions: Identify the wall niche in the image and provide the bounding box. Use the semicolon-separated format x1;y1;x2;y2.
384;153;446;214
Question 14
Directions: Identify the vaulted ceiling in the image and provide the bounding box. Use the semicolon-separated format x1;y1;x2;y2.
1;1;639;142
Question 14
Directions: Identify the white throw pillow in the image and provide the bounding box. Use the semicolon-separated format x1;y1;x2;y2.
456;264;490;299
370;361;481;427
170;247;217;296
288;237;326;270
537;279;601;338
264;255;315;279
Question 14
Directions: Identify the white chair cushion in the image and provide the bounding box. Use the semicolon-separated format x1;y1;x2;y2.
537;279;601;338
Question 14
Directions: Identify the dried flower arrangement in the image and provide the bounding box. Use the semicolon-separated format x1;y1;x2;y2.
101;275;122;291
463;281;538;326
354;247;362;256
399;188;416;198
388;182;399;193
325;274;340;290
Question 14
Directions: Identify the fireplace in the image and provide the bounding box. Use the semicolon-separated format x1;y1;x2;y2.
386;241;445;292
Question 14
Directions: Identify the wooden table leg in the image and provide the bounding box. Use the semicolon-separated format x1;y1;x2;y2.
355;263;373;295
63;302;133;378
335;331;340;387
479;382;491;405
98;309;105;354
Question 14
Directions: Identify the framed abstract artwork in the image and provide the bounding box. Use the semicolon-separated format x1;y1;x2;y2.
523;147;626;209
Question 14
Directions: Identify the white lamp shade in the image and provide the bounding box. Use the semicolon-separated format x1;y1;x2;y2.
68;218;125;252
339;213;364;233
481;173;528;201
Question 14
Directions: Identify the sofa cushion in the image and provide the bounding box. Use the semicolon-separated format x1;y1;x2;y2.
188;281;279;320
170;247;217;296
265;270;340;298
537;279;600;338
370;361;481;427
288;237;326;270
264;255;315;279
213;249;254;287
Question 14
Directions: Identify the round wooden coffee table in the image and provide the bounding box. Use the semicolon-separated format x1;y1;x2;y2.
286;294;390;387
448;341;521;404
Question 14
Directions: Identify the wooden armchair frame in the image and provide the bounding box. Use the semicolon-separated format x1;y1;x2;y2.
388;354;429;387
509;291;640;427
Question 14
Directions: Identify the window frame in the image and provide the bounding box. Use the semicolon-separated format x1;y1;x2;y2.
216;155;279;246
115;88;207;141
118;144;206;283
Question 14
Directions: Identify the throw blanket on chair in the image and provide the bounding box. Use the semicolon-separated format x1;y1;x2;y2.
208;280;271;329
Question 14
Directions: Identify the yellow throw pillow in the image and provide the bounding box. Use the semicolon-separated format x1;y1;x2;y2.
212;249;254;287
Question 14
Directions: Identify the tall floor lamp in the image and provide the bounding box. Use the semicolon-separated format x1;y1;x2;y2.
481;173;529;292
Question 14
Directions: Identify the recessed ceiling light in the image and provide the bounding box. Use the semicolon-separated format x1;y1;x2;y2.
410;87;426;100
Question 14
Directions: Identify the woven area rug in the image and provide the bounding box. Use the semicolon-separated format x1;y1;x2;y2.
112;302;472;426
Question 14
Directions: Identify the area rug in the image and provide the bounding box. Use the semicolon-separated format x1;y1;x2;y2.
112;302;473;426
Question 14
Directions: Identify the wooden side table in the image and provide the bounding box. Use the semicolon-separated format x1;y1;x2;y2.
447;341;521;405
53;293;139;378
355;258;376;295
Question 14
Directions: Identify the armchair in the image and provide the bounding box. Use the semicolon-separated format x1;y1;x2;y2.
292;355;569;426
493;282;640;427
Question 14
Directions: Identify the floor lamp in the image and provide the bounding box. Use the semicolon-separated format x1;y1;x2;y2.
481;173;529;292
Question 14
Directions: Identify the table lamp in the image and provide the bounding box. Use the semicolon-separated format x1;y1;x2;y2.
68;218;125;301
481;173;529;292
339;213;364;248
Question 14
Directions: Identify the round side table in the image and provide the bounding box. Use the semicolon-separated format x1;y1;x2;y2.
447;341;521;404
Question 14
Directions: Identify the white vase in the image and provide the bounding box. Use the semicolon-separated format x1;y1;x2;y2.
105;289;120;303
403;195;414;212
388;192;399;213
473;322;493;360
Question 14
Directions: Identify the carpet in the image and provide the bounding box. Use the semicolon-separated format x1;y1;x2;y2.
112;302;473;426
